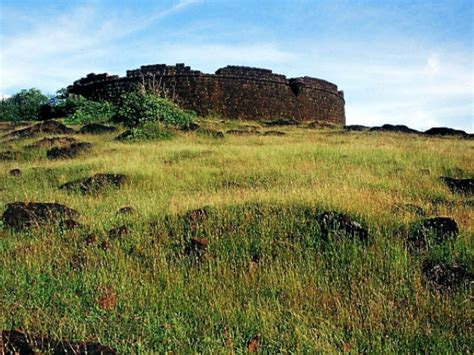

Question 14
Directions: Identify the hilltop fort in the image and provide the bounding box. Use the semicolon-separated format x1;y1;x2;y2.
68;64;345;124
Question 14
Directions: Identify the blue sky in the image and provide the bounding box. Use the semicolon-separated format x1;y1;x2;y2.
1;0;472;131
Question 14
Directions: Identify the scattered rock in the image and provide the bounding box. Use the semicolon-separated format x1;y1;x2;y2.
226;129;259;135
247;333;261;353
369;124;420;134
440;177;474;195
60;173;128;194
407;217;458;250
70;254;86;271
115;130;133;140
261;130;286;136
424;127;469;138
262;118;297;126
26;136;77;149
85;234;98;246
307;121;339;129
2;120;75;139
2;202;80;229
0;150;19;161
46;142;91;159
344;125;370;131
196;128;225;138
98;240;110;251
180;122;201;131
421;260;473;292
79;123;117;134
316;211;368;242
108;225;129;239
117;206;135;215
8;168;21;176
185;237;209;257
59;219;83;230
0;329;116;354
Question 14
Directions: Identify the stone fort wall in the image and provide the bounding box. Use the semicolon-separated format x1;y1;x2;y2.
68;64;345;124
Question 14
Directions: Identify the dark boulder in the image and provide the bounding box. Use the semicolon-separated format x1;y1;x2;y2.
185;237;209;257
117;206;135;215
8;168;21;176
424;127;468;138
261;130;286;136
344;125;370;131
0;150;19;161
196;128;225;139
2;120;75;139
2;202;79;229
60;173;128;194
369;124;419;134
407;217;458;250
421;260;473;292
26;136;77;149
108;225;129;239
1;329;116;354
115;130;133;140
47;142;91;159
316;211;368;242
79;123;117;134
226;129;258;135
261;118;297;126
440;177;474;195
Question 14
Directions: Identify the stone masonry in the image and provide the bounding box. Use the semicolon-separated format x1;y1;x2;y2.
68;64;345;124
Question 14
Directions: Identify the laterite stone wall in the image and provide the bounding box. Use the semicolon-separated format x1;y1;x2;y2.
68;64;345;124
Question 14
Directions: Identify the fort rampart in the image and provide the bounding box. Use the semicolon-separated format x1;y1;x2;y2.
68;64;345;124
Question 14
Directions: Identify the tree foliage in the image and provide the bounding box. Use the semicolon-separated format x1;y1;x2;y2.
0;88;48;121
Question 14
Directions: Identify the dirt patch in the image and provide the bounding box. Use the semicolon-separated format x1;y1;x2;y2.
60;173;128;194
407;217;458;250
26;136;77;149
47;142;92;159
2;202;80;229
108;225;129;239
316;211;368;242
440;177;474;195
80;123;117;134
2;120;75;139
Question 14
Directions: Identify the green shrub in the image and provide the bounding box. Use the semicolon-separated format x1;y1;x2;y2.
116;92;195;129
0;88;48;121
122;121;174;141
61;95;114;124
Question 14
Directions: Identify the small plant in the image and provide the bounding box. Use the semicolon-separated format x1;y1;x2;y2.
116;92;195;129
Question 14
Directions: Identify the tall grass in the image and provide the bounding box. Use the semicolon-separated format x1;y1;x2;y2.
0;122;472;352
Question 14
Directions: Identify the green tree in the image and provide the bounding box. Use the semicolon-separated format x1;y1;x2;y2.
0;88;48;121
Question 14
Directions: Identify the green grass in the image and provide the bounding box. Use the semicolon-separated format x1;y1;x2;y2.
0;120;473;352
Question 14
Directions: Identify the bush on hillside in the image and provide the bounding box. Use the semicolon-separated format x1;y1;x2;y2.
61;95;115;124
121;121;174;141
0;88;48;121
116;92;196;129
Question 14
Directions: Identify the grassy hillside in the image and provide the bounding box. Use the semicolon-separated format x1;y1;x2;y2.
0;119;472;353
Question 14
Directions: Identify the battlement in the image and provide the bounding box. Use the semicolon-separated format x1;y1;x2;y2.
69;63;345;124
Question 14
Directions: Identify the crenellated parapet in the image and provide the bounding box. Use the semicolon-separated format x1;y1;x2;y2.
68;64;345;124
